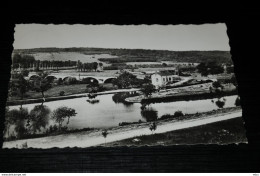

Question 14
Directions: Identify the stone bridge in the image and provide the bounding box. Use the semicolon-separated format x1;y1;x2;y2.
28;74;117;84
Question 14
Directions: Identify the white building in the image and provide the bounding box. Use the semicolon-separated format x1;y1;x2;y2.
151;70;179;88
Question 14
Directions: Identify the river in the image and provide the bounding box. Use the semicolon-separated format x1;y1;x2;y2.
8;94;239;130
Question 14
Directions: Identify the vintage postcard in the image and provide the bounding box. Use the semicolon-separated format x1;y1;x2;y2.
3;24;247;148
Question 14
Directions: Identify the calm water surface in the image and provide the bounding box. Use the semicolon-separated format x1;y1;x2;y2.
9;94;238;129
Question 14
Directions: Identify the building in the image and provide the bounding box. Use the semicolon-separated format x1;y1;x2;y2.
151;70;179;88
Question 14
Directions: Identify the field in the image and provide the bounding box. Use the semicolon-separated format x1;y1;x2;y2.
8;84;88;101
103;117;247;147
28;52;117;66
8;83;115;102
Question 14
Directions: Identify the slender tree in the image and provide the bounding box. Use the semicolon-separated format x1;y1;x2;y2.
32;72;52;104
17;74;29;108
102;129;108;145
149;122;157;134
29;105;51;134
51;106;77;131
4;107;14;138
7;108;30;138
141;83;156;97
93;62;98;71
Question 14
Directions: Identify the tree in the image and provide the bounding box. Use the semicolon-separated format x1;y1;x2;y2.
93;62;98;71
32;72;52;104
4;107;14;138
143;76;151;84
197;62;224;76
21;69;29;77
12;54;22;69
6;108;30;138
98;62;103;71
162;63;167;67
230;74;238;88
77;60;83;71
149;122;157;134
9;71;30;108
226;66;234;74
212;81;223;89
209;86;213;93
174;110;184;118
112;71;138;88
235;96;241;106
102;129;108;145
141;83;156;97
51;106;77;131
57;78;63;85
17;74;29;98
14;73;30;108
207;61;224;75
215;99;225;108
29;105;51;134
196;63;208;76
141;108;158;122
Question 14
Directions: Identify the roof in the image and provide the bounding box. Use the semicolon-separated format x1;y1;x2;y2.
153;70;177;76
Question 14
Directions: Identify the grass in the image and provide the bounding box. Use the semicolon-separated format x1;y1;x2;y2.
103;117;247;147
8;84;89;101
8;83;117;101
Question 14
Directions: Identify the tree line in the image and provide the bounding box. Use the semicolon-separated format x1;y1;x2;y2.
12;53;105;72
196;62;225;76
4;105;77;140
76;60;103;72
12;53;77;70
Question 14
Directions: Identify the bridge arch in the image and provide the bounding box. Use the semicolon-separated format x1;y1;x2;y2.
46;75;57;82
29;75;39;80
81;77;99;84
104;77;116;83
63;76;69;81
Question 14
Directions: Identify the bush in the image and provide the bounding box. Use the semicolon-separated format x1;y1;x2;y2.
212;81;222;89
174;110;184;117
141;108;158;122
160;111;184;120
59;91;65;96
160;114;174;120
63;77;77;85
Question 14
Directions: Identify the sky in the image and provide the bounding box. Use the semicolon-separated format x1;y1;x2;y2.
13;23;230;51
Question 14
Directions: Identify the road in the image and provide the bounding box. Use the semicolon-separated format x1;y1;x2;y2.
2;109;242;149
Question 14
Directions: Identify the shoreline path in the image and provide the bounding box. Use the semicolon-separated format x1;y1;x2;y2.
3;109;242;149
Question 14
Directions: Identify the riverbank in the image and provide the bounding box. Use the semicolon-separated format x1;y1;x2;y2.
102;116;247;147
6;88;140;106
2;106;243;148
126;83;237;103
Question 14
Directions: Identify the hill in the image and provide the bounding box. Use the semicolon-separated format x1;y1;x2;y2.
13;47;232;64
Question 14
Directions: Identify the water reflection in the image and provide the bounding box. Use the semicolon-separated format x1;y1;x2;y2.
4;104;78;140
5;107;29;139
29;105;51;133
7;95;239;131
112;92;135;107
215;98;226;108
86;99;100;104
140;107;158;122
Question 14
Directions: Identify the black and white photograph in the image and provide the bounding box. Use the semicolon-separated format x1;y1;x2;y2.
2;23;247;149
